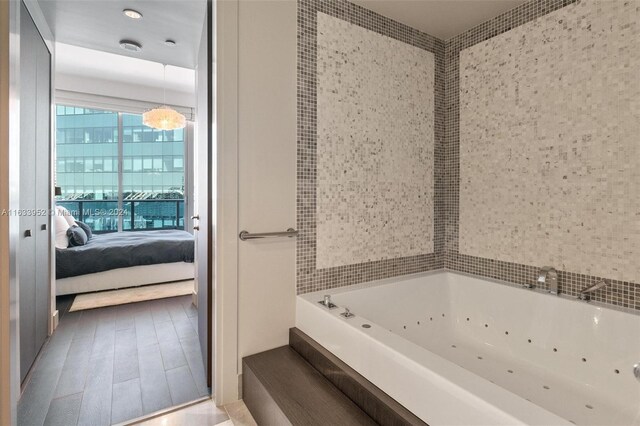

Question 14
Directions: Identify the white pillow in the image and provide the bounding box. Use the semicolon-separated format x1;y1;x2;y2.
54;213;70;249
56;205;76;228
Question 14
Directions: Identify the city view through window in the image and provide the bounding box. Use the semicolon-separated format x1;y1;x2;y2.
55;105;186;232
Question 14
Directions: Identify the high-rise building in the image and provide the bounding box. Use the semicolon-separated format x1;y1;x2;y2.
55;105;186;232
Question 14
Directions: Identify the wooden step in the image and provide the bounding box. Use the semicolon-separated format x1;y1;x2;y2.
289;328;426;426
243;346;377;425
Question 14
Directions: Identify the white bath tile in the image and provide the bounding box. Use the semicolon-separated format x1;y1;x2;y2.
223;400;257;426
316;12;435;269
133;399;229;426
459;0;640;283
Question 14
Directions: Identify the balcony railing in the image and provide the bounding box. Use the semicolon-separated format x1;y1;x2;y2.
57;199;185;233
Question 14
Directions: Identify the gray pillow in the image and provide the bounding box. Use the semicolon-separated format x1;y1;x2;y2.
75;220;93;240
67;225;88;246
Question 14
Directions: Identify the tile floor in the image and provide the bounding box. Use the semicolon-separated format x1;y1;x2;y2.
132;399;257;426
18;295;209;426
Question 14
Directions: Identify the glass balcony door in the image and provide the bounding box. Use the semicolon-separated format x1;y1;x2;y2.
55;105;187;233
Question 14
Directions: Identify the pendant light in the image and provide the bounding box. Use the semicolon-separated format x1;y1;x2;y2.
142;64;187;130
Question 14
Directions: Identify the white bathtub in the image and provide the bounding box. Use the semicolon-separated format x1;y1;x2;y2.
296;271;640;426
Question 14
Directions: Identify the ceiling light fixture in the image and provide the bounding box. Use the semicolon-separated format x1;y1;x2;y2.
123;9;143;19
142;64;187;131
164;39;176;47
119;39;142;52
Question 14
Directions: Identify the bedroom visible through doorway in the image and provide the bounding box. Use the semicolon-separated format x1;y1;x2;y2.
55;106;190;233
53;103;196;299
16;1;213;425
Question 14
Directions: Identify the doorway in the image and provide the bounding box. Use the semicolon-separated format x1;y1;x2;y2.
14;1;214;425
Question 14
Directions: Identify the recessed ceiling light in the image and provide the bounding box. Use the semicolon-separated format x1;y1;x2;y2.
165;39;176;47
123;9;142;20
119;39;142;52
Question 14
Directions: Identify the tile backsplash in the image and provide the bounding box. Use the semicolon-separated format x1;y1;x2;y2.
297;0;640;310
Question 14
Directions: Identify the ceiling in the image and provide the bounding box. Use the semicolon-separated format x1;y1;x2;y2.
39;0;526;70
39;0;207;69
55;43;196;95
350;0;527;40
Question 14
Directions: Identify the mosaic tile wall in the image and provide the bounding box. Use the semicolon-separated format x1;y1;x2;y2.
297;0;640;311
316;12;435;269
459;0;640;282
297;0;445;294
447;0;640;310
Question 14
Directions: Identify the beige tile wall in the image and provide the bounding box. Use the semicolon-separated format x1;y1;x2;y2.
459;0;640;283
297;0;445;294
316;12;435;269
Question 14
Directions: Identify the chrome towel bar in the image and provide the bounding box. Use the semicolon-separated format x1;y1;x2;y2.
239;228;298;241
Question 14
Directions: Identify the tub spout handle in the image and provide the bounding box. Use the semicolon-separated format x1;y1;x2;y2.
341;307;355;319
578;279;609;301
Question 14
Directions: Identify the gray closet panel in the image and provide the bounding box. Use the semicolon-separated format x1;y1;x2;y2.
19;0;51;383
34;26;51;351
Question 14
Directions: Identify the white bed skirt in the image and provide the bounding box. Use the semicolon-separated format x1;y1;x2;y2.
56;262;195;296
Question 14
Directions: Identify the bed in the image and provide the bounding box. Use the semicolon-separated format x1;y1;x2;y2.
56;229;195;296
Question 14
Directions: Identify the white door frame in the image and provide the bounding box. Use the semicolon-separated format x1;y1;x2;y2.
0;0;236;420
214;0;240;405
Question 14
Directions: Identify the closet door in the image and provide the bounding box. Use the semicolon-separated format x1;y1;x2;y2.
19;0;38;382
19;1;51;383
34;19;51;353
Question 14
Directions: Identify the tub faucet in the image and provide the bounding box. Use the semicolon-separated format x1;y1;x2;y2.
318;295;336;309
578;280;609;301
537;266;559;295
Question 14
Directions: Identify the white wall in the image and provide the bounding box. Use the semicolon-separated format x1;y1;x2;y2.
215;0;297;403
56;74;196;109
214;0;239;404
237;0;297;369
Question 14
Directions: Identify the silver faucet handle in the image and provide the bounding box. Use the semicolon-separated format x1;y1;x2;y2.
340;307;355;318
578;279;609;302
578;293;591;302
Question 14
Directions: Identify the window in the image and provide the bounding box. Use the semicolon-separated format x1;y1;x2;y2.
55;105;187;233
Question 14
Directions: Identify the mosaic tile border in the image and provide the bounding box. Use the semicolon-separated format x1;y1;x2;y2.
296;0;446;294
445;0;640;311
450;253;640;310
